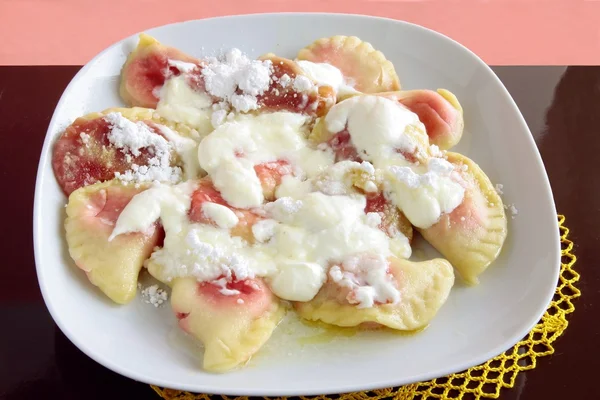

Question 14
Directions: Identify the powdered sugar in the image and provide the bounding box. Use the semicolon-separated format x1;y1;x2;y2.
428;158;455;175
154;125;201;181
292;75;314;92
494;184;517;218
104;112;182;184
387;167;420;189
388;157;455;190
114;162;182;184
504;203;518;219
179;229;253;281
278;74;292;88
201;49;272;113
105;112;170;156
230;94;259;113
168;59;198;74
79;132;90;146
210;102;236;128
211;277;241;296
139;283;168;307
329;254;400;309
149;225;256;284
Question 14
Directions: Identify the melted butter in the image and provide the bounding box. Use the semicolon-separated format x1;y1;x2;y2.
297;318;428;344
296;319;358;345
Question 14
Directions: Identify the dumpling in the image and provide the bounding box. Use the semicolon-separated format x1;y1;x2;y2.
308;99;431;165
258;54;337;117
378;89;464;150
170;276;284;372
120;34;202;108
418;152;508;284
52;107;197;195
296;256;454;331
65;181;163;304
297;36;401;94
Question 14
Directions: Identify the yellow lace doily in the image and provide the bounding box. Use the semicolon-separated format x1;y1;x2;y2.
152;215;580;400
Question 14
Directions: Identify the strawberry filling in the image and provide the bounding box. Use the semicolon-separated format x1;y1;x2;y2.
327;130;361;162
365;194;395;237
445;192;484;231
122;45;203;108
397;95;454;142
199;277;270;309
365;193;413;242
189;159;292;232
257;57;335;117
365;192;387;214
176;312;192;333
300;42;364;91
82;185;164;240
174;277;272;334
188;179;263;242
175;312;189;321
379;90;461;147
70;184;165;276
128;52;173;106
254;160;293;201
89;187;131;223
195;277;273;315
395;148;418;164
401;102;449;142
52;117;168;195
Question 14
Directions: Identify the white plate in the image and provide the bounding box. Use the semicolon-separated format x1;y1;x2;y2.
33;13;560;396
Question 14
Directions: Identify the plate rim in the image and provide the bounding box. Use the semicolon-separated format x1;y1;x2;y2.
33;12;561;396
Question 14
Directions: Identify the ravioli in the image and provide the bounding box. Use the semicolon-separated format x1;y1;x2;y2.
308;103;431;166
378;89;464;150
171;276;284;372
258;54;337;117
52;107;197;195
65;181;164;304
418;153;508;284
120;34;202;108
297;35;401;94
296;257;454;331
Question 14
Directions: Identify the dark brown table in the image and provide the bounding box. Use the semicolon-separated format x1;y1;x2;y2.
0;66;597;400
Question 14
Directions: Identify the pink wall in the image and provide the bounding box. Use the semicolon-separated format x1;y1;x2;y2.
1;0;597;65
